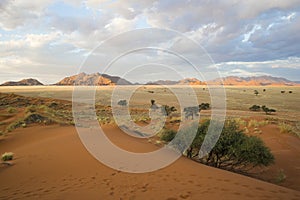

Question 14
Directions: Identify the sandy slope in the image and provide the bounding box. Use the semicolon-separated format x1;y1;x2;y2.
258;124;300;191
1;125;300;200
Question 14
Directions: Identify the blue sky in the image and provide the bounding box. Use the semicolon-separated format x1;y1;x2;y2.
0;0;299;83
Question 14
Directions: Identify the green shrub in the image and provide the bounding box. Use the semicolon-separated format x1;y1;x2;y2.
275;169;286;184
117;100;127;106
25;105;37;113
249;105;261;111
6;120;25;132
199;103;210;110
262;105;276;115
161;105;177;116
191;120;274;173
1;152;14;161
160;129;177;142
6;107;17;113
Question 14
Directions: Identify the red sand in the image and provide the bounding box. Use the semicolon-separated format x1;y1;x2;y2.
1;125;300;200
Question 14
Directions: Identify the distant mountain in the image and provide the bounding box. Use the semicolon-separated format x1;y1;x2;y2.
209;76;299;86
0;78;43;86
177;78;206;85
146;78;205;85
146;80;179;85
145;76;298;86
1;74;298;87
54;72;132;86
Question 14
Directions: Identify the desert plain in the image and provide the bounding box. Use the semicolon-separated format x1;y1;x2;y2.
0;85;300;200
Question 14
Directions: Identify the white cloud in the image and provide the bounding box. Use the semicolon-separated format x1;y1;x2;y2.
0;32;61;54
0;0;299;83
0;1;53;30
216;57;300;69
104;17;136;32
228;69;268;77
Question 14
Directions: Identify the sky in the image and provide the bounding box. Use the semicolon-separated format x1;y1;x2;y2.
0;0;299;84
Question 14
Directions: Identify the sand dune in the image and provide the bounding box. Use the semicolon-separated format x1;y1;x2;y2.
1;125;300;200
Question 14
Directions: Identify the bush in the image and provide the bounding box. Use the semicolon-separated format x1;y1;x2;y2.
262;105;276;115
161;105;176;116
117;100;127;106
6;120;25;132
1;152;14;161
275;169;286;184
249;105;261;111
184;106;199;119
25;105;37;113
199;103;210;110
160;129;177;142
6;107;17;113
191;120;274;173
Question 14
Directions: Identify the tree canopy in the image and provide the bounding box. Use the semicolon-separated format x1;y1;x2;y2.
160;120;274;173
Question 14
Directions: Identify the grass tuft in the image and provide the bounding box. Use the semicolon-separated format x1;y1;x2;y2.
6;107;17;113
275;169;286;184
1;152;14;161
278;122;299;137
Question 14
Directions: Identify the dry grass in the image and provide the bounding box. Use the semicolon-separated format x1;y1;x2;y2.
1;86;300;134
248;119;269;128
278;122;300;138
275;169;286;184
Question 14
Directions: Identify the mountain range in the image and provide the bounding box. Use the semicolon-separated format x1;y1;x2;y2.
146;78;205;85
208;76;298;86
1;73;299;86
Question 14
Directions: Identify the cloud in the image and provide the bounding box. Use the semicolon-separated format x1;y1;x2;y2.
0;0;299;83
215;57;300;80
0;1;54;30
216;57;300;69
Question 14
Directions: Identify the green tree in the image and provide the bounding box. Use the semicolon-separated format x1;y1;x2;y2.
160;129;176;142
117;99;127;106
254;90;259;96
249;105;261;111
190;120;274;173
199;103;210;111
262;105;276;115
150;99;158;109
183;106;199;119
161;105;177;116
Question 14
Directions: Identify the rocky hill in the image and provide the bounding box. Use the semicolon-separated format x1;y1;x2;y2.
0;78;43;86
177;78;206;85
54;72;132;86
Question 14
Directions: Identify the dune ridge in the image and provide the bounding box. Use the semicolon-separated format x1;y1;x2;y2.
1;125;300;200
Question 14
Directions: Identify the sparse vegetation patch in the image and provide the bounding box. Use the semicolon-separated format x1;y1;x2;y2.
1;152;14;161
